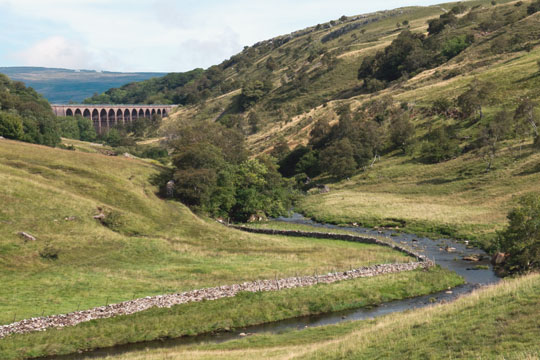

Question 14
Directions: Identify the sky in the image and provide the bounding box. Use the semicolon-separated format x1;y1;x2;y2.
0;0;444;73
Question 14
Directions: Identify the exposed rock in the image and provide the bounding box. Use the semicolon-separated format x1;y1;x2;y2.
444;246;457;253
247;214;266;223
18;232;36;241
166;180;175;198
123;152;134;158
93;213;106;221
239;332;247;337
64;216;76;221
463;255;483;262
318;185;330;194
491;252;507;266
0;136;5;140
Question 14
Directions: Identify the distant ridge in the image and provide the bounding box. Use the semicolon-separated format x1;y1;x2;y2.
0;66;166;104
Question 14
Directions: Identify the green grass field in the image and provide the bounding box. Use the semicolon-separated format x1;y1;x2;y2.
0;139;419;325
88;273;540;360
0;267;461;360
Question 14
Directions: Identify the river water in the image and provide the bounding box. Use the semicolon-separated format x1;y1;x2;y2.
44;214;499;359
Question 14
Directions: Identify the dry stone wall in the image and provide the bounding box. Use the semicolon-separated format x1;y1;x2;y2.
0;227;434;339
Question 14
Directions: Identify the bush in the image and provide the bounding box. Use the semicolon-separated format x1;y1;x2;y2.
527;0;540;15
441;35;471;59
0;111;24;139
497;194;540;274
419;127;461;163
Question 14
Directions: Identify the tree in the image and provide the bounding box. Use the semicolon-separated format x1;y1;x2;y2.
479;110;511;171
57;116;80;140
390;112;415;152
239;79;273;110
247;112;260;134
514;97;538;138
265;57;278;71
420;127;461;163
319;138;357;179
270;137;290;161
77;116;97;141
527;0;540;15
457;80;494;120
497;193;540;273
0;112;24;140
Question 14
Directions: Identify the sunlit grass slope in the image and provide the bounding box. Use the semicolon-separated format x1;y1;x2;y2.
96;273;540;360
0;139;413;324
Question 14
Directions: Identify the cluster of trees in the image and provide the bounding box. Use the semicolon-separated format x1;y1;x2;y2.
56;116;96;142
0;74;61;147
357;29;473;90
83;68;238;106
277;98;417;180
165;122;293;221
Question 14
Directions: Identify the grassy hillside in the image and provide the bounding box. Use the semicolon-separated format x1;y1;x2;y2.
0;139;421;326
91;273;540;360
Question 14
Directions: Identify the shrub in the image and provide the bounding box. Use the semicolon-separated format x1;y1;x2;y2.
419;127;461;163
0;111;24;139
497;194;540;273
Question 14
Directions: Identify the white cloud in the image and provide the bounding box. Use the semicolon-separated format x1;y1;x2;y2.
13;36;97;69
2;0;445;72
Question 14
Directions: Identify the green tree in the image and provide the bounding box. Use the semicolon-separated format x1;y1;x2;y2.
497;193;540;273
57;116;80;140
389;112;415;152
0;111;24;140
420;127;461;163
77;116;97;141
457;80;494;120
319;138;357;179
479;110;511;171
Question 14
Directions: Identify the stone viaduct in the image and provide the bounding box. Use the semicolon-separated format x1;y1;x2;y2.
51;104;176;133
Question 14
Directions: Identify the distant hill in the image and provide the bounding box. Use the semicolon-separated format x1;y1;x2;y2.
0;67;165;104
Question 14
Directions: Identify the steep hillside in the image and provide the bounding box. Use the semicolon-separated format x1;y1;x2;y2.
84;0;540;248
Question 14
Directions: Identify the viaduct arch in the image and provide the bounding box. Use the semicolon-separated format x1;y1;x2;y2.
51;104;176;133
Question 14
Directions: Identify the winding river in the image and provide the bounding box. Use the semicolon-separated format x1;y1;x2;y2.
44;214;499;360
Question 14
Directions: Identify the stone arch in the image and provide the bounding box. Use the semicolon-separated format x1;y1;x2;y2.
116;109;124;126
66;108;74;117
108;109;116;127
132;109;138;122
157;109;162;116
145;109;151;118
100;109;108;130
124;109;131;124
138;109;144;119
75;109;82;117
162;108;168;117
151;109;156;116
92;109;100;130
83;109;91;119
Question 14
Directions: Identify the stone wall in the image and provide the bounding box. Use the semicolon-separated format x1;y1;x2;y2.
0;228;434;339
230;225;430;263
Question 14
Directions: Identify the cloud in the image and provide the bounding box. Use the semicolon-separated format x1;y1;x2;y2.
1;0;445;72
12;36;100;70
